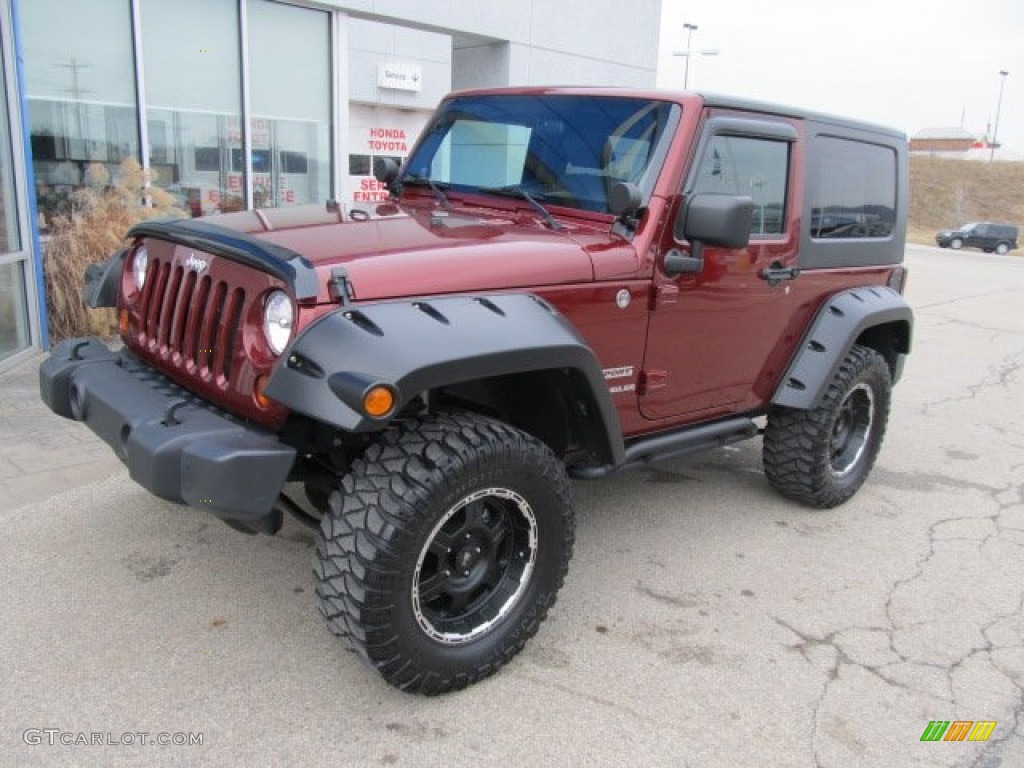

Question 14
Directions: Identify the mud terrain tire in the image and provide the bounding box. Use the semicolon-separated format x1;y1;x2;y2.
313;411;574;694
763;345;892;508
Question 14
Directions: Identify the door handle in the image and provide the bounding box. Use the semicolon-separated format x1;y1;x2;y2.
760;261;800;286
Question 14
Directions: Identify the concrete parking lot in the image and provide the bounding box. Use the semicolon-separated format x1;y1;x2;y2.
1;243;1021;767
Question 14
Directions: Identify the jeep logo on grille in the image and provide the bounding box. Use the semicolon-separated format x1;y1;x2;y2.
184;253;209;273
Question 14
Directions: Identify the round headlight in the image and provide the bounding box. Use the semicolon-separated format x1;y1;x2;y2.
132;246;149;290
263;291;294;356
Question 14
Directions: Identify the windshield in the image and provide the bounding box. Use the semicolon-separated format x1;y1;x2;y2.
401;94;680;214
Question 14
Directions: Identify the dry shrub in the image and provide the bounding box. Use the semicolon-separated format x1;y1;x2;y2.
44;157;185;342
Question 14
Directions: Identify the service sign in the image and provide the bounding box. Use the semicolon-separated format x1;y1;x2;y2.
377;61;423;92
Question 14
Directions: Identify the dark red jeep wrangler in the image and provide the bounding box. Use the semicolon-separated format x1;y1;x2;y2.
40;87;912;693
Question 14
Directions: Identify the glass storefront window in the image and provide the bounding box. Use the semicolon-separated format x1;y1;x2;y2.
21;0;138;233
0;36;19;255
2;18;30;362
142;0;242;216
247;0;331;208
0;261;30;362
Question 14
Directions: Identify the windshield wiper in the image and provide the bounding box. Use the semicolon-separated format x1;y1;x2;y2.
477;185;564;231
401;175;451;210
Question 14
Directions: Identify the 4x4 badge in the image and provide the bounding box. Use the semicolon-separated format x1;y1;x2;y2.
184;253;209;273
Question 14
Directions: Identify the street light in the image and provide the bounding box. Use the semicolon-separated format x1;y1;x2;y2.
683;23;698;90
991;69;1009;162
673;23;718;89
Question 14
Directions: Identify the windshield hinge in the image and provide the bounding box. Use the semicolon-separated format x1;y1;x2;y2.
329;267;353;305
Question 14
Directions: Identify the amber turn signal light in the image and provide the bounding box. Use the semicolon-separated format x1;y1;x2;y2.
254;375;273;409
363;385;395;418
118;308;130;336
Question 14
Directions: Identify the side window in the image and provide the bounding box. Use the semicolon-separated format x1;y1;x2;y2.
810;137;896;239
692;136;789;236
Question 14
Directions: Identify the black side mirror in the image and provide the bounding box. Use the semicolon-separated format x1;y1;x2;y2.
664;194;754;277
373;157;401;195
609;182;642;217
609;182;644;240
675;193;755;247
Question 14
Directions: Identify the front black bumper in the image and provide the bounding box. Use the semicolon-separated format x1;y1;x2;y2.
39;338;296;531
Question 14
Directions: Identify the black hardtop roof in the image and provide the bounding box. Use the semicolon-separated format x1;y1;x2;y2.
699;92;906;141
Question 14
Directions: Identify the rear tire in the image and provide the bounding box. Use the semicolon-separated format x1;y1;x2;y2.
763;345;891;508
995;242;1010;255
313;411;574;694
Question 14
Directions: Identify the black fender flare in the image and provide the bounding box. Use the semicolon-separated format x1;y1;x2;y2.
772;286;913;410
83;249;127;309
264;293;625;465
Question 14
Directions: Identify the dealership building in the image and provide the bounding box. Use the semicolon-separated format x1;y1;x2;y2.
0;0;660;370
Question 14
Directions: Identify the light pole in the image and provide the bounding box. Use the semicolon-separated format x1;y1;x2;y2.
991;69;1009;162
673;23;718;90
682;23;697;89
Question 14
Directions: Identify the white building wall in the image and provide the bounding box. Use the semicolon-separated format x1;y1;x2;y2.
325;0;662;87
347;17;452;109
342;17;453;204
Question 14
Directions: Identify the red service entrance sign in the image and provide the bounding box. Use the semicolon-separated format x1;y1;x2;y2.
355;178;389;203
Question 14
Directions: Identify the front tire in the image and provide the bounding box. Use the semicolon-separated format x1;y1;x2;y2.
950;237;964;250
763;345;892;508
314;411;574;694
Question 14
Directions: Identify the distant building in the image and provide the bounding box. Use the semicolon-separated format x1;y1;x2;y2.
909;126;980;155
910;126;1022;162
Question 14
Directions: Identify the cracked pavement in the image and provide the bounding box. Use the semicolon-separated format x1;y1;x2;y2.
1;244;1021;767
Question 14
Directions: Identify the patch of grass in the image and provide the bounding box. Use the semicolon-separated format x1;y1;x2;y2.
43;158;185;343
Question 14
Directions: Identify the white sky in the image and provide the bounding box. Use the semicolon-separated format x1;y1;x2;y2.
657;0;1023;152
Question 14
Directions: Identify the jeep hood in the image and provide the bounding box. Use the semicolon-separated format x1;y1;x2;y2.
248;205;598;302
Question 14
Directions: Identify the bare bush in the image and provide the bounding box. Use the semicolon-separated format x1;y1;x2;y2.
43;158;185;342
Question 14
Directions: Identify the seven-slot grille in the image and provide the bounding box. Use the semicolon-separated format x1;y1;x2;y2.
135;253;247;390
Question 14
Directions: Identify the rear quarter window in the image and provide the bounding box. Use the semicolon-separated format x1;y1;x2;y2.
799;122;907;270
810;137;896;240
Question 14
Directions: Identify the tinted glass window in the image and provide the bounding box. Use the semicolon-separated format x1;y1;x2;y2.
194;147;221;172
811;137;896;239
280;151;308;174
692;136;789;235
349;155;370;175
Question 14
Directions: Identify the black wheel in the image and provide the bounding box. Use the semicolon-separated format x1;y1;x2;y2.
950;237;963;250
313;411;574;694
995;242;1010;255
763;345;891;508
